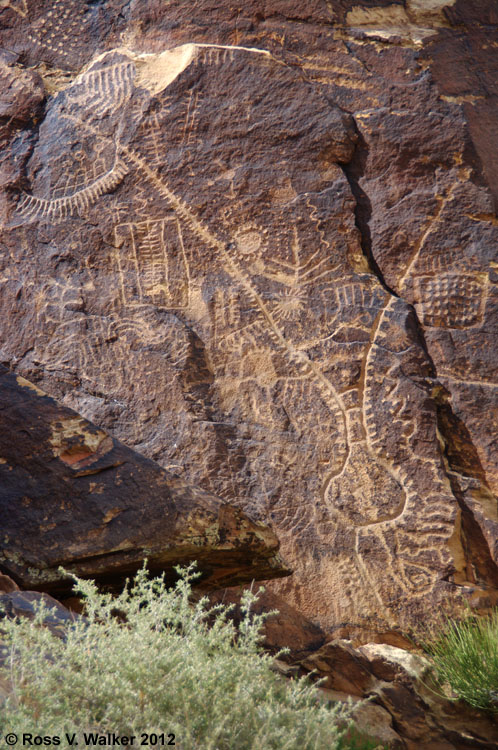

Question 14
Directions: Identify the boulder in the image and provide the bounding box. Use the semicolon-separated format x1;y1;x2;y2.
0;574;19;594
0;590;78;640
0;366;289;594
207;586;326;661
301;640;498;749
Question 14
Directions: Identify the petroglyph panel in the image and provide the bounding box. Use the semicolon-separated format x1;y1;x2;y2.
1;40;486;631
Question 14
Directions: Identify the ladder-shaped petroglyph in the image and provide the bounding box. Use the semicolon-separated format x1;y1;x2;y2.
196;45;236;67
139;111;168;167
113;217;190;309
133;89;202;163
334;281;386;311
181;90;201;148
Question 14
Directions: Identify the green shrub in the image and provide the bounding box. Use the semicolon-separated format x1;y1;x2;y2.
426;609;498;714
337;730;386;750
0;565;375;749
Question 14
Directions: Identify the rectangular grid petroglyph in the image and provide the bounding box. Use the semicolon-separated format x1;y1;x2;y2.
414;274;486;329
113;217;190;309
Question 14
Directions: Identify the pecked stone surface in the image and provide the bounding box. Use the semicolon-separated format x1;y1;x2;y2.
0;366;288;594
0;0;497;633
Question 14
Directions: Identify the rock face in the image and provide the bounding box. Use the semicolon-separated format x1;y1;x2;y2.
208;586;327;662
0;366;288;593
0;1;497;631
300;640;498;749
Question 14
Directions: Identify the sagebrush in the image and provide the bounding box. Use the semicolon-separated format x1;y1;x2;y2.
0;565;377;749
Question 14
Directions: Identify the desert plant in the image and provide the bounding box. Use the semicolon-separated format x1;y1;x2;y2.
337;729;387;750
0;564;377;749
426;609;498;714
